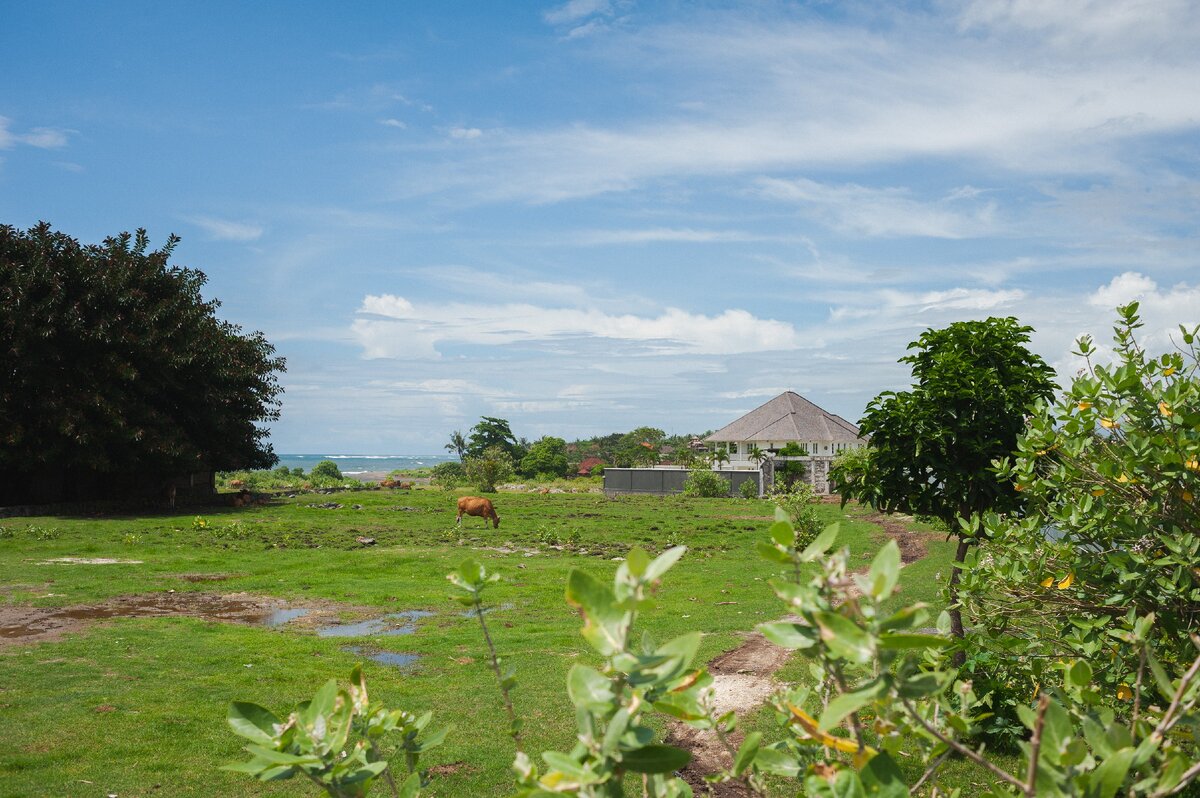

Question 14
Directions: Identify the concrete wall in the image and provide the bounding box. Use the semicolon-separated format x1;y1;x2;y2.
603;468;760;498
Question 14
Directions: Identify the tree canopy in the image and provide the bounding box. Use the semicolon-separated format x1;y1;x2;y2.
467;416;518;459
832;316;1056;637
0;223;284;498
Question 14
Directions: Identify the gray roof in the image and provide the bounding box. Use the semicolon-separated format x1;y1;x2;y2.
705;392;862;444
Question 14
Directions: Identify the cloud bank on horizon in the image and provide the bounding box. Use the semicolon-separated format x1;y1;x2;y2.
2;0;1198;452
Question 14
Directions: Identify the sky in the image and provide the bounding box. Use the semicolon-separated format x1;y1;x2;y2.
3;0;1199;454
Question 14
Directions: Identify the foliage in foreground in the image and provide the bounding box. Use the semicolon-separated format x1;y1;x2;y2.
961;304;1200;708
227;514;1200;797
223;664;445;797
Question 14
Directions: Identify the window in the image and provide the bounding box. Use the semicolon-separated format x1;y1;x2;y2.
729;443;739;455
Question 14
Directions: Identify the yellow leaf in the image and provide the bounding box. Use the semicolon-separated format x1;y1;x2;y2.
1183;490;1194;503
1116;474;1136;484
1014;483;1025;492
1030;681;1040;702
1116;684;1133;701
1091;488;1106;497
1186;458;1199;471
1077;401;1093;411
1040;577;1054;588
1100;418;1119;429
1163;366;1176;377
1057;573;1074;590
1159;402;1173;417
786;704;876;757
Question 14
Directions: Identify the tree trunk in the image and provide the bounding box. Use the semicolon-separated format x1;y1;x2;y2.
949;536;972;665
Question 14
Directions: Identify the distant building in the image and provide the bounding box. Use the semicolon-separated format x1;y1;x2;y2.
577;457;605;476
705;391;864;494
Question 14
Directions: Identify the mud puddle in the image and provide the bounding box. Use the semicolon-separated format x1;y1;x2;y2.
0;593;434;646
342;646;420;670
317;610;433;638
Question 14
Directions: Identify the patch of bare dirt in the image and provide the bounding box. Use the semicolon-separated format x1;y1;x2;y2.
666;632;791;796
666;513;935;793
0;591;351;646
858;511;929;564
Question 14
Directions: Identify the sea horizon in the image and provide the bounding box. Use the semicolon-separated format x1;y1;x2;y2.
272;453;460;475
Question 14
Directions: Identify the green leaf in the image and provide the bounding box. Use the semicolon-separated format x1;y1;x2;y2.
1067;659;1093;689
644;545;687;583
398;771;422;798
457;558;485;587
819;679;884;731
733;732;761;775
867;540;901;599
565;569;628;655
769;520;795;547
757;541;794;563
758;621;818;650
626;547;650;577
227;702;282;745
243;744;322;767
621;744;691;774
300;680;338;730
859;751;908;798
800;524;839;562
752;746;801;777
814;611;874;664
1086;747;1134;798
567;665;614;710
878;632;949;650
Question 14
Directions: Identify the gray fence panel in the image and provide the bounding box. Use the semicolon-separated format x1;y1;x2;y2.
604;468;761;497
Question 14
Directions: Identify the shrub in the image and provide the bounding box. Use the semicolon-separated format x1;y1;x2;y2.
430;461;465;491
309;460;342;481
738;477;759;499
771;481;822;550
962;304;1200;689
464;446;515;493
681;469;730;497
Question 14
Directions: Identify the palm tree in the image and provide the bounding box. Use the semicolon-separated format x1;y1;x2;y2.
748;444;768;469
444;430;467;460
712;447;730;469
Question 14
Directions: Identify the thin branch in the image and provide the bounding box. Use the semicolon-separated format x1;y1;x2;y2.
900;698;1025;793
1132;645;1147;730
472;596;524;754
1149;638;1200;743
911;749;952;793
1023;694;1050;797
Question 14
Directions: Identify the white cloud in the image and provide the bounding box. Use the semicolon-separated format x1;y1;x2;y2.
0;117;72;149
351;294;804;359
395;6;1200;204
379;118;407;129
756;177;999;238
184;215;265;242
571;227;796;245
543;0;611;25
449;126;483;140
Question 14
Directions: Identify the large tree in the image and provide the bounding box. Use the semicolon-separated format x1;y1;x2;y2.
832;316;1056;638
466;416;518;459
0;223;284;501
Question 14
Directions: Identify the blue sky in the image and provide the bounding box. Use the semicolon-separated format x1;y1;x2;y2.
4;1;1199;453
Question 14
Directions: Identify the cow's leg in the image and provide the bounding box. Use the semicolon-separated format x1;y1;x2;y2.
456;511;463;525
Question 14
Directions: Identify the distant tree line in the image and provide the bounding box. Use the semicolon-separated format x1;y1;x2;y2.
438;419;715;490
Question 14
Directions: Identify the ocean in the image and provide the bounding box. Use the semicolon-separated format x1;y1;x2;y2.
272;454;459;476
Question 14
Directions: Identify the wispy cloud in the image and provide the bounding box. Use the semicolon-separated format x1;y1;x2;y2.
351;295;804;359
0;116;72;149
755;178;999;239
183;215;265;242
395;5;1200;204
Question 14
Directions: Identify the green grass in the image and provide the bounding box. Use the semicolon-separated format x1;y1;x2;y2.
0;489;967;797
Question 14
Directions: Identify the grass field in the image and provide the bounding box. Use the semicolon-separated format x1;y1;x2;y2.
0;487;962;797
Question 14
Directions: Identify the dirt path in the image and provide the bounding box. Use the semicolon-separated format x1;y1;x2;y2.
666;632;788;797
666;510;932;794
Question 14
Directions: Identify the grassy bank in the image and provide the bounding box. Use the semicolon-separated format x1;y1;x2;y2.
0;489;956;797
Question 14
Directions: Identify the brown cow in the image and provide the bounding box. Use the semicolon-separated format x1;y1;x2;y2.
456;496;500;528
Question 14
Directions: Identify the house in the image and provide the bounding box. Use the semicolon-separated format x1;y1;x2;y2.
577;456;605;476
704;391;864;494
